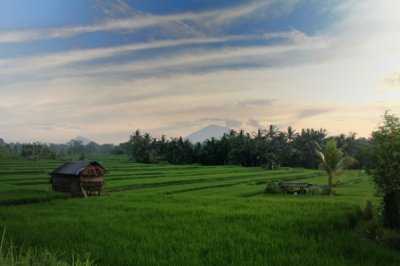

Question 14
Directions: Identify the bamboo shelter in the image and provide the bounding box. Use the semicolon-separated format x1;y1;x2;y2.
279;182;322;195
50;160;106;197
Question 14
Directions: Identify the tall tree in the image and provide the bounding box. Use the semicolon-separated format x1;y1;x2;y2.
372;112;400;228
294;128;327;168
129;130;153;163
166;137;194;164
0;146;10;157
284;126;298;143
316;140;355;196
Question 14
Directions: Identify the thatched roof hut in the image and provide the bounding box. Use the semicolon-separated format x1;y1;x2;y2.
50;160;106;197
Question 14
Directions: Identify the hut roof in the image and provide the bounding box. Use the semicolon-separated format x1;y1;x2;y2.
50;160;105;176
279;182;312;188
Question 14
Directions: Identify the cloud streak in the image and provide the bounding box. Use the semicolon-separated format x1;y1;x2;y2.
0;30;314;77
77;42;327;77
383;72;400;89
0;1;277;44
297;108;331;120
248;118;263;129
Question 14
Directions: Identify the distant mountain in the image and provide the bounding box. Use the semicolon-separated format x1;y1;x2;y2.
185;125;230;143
70;136;92;145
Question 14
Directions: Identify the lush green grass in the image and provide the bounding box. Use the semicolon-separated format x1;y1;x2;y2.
1;227;93;266
0;155;399;265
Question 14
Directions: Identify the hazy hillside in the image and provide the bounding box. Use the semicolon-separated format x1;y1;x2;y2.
71;136;92;145
185;125;230;143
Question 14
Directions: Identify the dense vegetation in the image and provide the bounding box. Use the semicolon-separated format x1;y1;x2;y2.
0;125;372;170
0;155;400;265
1;139;118;160
372;112;400;228
125;127;371;169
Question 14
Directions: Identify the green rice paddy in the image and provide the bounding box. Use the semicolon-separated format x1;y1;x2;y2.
0;155;399;265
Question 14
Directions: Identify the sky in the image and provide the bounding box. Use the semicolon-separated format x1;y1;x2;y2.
1;0;400;144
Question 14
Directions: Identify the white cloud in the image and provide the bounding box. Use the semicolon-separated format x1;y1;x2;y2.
0;1;279;44
0;30;310;76
247;118;263;129
198;1;274;27
383;72;400;89
225;119;243;128
0;36;244;74
77;41;326;77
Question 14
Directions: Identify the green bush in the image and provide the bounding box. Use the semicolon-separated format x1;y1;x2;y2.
363;200;374;220
382;229;400;250
365;219;383;241
371;111;400;228
264;181;282;194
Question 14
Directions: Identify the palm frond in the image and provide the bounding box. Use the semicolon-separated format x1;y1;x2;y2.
316;150;325;161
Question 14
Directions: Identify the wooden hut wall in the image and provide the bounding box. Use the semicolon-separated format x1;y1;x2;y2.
70;178;82;197
51;176;83;196
51;175;75;192
80;165;105;177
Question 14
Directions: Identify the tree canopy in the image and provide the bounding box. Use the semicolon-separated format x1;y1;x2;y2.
126;126;369;170
372;111;400;228
316;140;356;195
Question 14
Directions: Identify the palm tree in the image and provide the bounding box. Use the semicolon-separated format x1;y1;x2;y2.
284;126;298;143
267;125;278;140
316;140;356;196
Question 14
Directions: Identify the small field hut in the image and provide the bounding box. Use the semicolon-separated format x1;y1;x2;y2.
50;160;106;197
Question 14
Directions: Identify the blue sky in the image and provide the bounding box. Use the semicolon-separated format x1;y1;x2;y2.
0;0;399;143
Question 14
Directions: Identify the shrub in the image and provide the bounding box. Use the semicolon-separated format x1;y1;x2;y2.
264;181;282;194
363;200;374;220
365;219;384;241
371;111;400;228
383;229;400;250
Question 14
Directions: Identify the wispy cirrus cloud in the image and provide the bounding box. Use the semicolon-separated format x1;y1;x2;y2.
0;28;321;83
0;1;281;44
374;72;400;93
383;72;400;89
225;119;243;128
0;30;314;76
32;123;81;131
238;99;276;107
0;36;248;74
296;108;332;120
70;41;326;77
93;0;205;38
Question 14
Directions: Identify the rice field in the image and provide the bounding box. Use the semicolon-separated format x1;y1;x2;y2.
0;155;399;265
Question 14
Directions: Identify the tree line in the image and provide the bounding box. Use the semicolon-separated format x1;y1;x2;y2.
0;126;372;169
124;126;372;169
0;139;119;160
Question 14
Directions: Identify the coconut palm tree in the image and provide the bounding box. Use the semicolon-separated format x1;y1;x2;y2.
316;140;356;196
284;126;298;143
